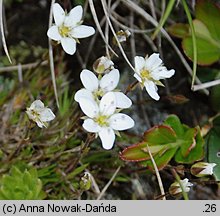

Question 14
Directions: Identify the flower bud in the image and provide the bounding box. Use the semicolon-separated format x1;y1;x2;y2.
93;56;114;74
80;172;92;191
169;178;193;197
113;30;131;44
190;162;216;177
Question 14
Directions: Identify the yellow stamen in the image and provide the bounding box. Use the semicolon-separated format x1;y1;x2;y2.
140;68;151;80
58;25;71;37
94;115;109;127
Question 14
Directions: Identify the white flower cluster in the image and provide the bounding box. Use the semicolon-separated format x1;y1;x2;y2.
74;57;134;150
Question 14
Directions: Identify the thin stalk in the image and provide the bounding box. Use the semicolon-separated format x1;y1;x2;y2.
181;0;197;89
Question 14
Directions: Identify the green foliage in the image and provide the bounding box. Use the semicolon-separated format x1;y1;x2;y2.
205;116;220;180
168;0;220;65
120;115;204;170
0;166;45;200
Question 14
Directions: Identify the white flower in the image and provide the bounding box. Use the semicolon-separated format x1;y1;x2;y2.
78;92;134;150
134;53;175;100
169;178;193;197
26;100;55;128
47;3;95;55
74;69;132;109
191;162;217;177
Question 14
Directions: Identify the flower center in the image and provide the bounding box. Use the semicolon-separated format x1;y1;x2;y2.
140;68;151;80
58;25;71;37
31;110;40;118
94;115;109;127
93;89;105;100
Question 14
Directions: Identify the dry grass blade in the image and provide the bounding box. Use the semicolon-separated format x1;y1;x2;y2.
48;0;59;108
146;145;166;200
101;0;135;71
96;166;121;200
0;0;12;64
0;61;48;73
193;79;220;91
88;0;118;57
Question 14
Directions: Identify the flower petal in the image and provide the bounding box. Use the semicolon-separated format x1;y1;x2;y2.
134;73;142;83
110;113;134;131
60;37;76;55
78;97;99;118
100;69;119;92
83;119;101;133
114;92;132;108
151;68;175;80
80;69;98;91
134;56;145;74
98;127;115;150
65;5;83;26
36;120;45;128
99;92;116;116
74;88;94;102
53;3;65;26
39;108;56;122
71;25;95;38
144;80;160;101
30;100;45;110
47;26;61;41
145;53;162;70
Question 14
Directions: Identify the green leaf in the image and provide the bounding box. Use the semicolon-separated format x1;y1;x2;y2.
67;163;89;180
143;125;177;144
182;19;220;65
139;147;178;170
0;166;45;200
167;23;190;38
175;127;204;163
120;115;204;170
206;131;220;180
196;0;220;41
164;115;185;137
152;0;176;39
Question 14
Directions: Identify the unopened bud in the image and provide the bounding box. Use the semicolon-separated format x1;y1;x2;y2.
190;162;216;177
80;172;91;191
113;30;131;44
169;178;193;197
93;56;114;74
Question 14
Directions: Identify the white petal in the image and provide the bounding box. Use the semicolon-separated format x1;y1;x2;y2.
83;119;101;133
78;97;99;118
134;73;142;83
47;26;61;41
80;69;98;91
60;37;76;55
71;25;95;38
65;5;83;26
98;127;115;150
53;3;65;26
99;92;116;116
134;56;145;73
36;120;45;128
110;113;134;131
74;88;94;102
151;68;175;80
145;53;162;70
114;92;132;109
100;69;119;92
30;100;45;110
39;108;55;122
144;80;160;101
